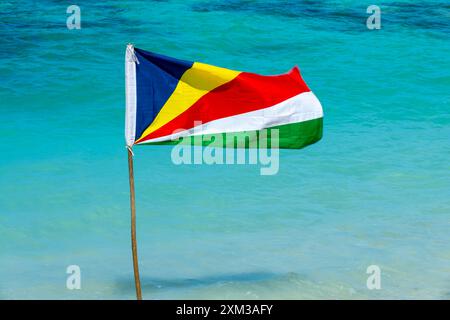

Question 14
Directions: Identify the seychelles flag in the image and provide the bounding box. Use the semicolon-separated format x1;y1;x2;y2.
125;45;323;149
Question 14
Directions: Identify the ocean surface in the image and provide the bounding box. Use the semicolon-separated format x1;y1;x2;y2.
0;0;449;299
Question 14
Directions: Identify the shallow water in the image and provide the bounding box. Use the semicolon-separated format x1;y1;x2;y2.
0;0;449;299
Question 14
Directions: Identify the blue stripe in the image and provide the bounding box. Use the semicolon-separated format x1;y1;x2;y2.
134;48;193;139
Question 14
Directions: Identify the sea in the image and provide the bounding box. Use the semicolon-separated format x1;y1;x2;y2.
0;0;449;299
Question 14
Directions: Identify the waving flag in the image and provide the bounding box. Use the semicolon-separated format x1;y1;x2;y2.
125;45;323;149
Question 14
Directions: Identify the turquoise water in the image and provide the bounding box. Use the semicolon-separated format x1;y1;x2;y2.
1;0;449;299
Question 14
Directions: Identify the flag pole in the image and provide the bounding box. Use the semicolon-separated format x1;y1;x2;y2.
127;146;142;300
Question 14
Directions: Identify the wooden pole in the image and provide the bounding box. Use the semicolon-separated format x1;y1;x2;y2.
127;147;142;300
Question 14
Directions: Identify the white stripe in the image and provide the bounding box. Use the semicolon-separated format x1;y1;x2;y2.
125;44;137;147
137;91;323;144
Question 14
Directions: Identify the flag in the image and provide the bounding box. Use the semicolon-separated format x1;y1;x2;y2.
125;45;323;149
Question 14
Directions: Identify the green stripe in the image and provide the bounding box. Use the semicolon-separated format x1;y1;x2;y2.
138;117;323;149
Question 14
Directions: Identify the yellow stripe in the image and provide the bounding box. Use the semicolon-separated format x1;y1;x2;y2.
136;62;241;142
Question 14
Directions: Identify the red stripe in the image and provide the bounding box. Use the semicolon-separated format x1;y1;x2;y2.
139;66;310;143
